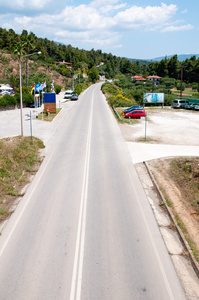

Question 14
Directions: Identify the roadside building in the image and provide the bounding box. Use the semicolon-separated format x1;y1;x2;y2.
146;75;162;86
131;75;146;82
55;61;72;70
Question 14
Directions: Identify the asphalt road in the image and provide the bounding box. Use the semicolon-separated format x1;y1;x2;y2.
0;83;187;299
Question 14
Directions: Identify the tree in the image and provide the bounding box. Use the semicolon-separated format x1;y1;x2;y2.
88;66;99;82
157;58;168;77
9;74;18;92
168;55;178;79
54;84;62;94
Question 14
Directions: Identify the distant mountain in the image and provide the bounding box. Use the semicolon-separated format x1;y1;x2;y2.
127;58;151;65
151;54;199;62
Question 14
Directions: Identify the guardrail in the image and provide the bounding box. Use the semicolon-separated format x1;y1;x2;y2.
112;106;122;120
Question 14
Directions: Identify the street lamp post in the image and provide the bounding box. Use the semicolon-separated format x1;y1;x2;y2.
19;51;41;136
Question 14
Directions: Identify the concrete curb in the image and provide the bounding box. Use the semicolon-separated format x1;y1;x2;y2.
144;161;199;279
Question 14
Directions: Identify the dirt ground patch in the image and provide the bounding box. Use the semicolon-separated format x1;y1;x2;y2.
118;107;199;145
119;108;199;261
147;157;199;261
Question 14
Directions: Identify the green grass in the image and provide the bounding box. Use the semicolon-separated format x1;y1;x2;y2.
0;136;45;223
37;108;62;121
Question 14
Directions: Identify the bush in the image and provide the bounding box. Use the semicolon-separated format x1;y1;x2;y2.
54;84;62;94
164;94;176;106
23;94;34;104
101;83;119;96
74;84;83;95
161;78;176;88
16;86;29;94
74;83;91;95
14;93;34;104
107;94;133;107
0;95;17;106
176;83;185;91
0;97;8;106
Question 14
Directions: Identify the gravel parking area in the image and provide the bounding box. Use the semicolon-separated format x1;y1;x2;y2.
119;107;199;146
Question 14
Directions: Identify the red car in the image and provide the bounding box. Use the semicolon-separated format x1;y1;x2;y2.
125;109;146;119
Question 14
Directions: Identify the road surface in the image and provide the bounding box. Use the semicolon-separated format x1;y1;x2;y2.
0;83;187;299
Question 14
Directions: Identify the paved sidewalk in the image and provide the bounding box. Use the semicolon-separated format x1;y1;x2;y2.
127;142;199;164
0;91;68;145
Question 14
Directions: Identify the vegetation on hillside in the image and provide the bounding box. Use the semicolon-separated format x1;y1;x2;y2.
0;27;199;109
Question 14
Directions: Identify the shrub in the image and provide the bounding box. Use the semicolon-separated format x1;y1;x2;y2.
14;93;34;104
101;83;120;96
16;86;29;94
3;95;17;105
0;97;8;106
74;84;83;95
54;84;62;94
23;94;34;104
107;94;133;107
164;94;176;106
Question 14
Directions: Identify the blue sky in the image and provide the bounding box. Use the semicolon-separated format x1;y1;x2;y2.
0;0;198;59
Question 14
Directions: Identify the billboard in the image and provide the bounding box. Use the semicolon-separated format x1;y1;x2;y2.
143;93;164;103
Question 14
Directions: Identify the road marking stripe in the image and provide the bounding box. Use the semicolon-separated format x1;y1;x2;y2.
70;91;94;300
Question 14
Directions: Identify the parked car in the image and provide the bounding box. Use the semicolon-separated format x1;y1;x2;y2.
121;105;143;116
172;99;189;108
71;93;78;101
185;103;195;110
194;105;199;111
0;91;11;95
125;110;146;119
64;90;73;99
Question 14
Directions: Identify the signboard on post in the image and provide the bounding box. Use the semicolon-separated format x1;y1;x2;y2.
44;93;56;113
143;93;164;104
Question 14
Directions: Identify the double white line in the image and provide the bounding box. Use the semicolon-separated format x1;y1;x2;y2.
70;93;94;300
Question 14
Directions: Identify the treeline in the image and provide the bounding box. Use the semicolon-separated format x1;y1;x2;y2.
0;27;137;79
0;27;199;82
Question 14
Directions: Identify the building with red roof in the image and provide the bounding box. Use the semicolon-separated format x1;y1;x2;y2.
55;61;72;70
146;75;162;85
131;75;146;82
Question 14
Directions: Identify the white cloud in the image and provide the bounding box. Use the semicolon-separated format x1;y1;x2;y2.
1;1;195;52
0;0;51;11
90;0;126;14
114;3;177;28
162;24;194;32
182;9;188;14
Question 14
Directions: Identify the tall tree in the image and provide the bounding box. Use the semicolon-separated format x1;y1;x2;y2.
168;55;178;79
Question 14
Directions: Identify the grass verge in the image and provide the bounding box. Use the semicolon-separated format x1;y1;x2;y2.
0;136;45;223
37;108;62;121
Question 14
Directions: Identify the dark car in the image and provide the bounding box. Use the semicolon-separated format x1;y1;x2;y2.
121;105;143;116
185;103;195;110
125;109;146;119
71;94;78;101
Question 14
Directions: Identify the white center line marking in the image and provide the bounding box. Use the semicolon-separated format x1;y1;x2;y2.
70;92;94;300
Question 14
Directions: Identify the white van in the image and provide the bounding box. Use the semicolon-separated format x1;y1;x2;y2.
64;90;73;99
172;99;189;108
